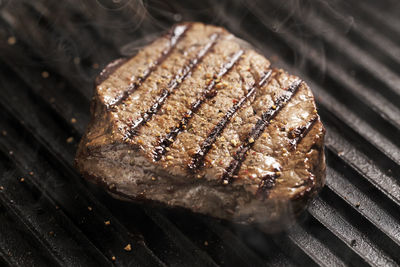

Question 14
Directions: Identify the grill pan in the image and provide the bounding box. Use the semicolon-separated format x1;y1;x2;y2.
0;0;399;266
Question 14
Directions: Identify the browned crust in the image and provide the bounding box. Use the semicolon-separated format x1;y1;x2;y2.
75;22;326;233
289;120;326;213
95;58;129;86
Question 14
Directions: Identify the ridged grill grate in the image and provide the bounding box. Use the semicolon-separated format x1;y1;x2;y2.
0;0;399;266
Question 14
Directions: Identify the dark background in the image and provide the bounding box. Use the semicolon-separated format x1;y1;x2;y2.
0;0;400;266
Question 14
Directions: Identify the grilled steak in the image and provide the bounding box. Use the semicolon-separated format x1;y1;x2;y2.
75;22;326;232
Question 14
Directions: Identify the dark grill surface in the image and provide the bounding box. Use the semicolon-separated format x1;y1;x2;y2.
0;0;399;266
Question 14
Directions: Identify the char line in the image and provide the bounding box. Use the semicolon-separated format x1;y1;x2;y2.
153;49;244;161
188;69;273;171
221;79;303;185
125;32;220;139
109;24;191;108
288;115;319;150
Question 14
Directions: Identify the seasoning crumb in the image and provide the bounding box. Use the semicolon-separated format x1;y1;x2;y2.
204;241;208;246
151;177;156;181
111;256;116;261
230;139;238;147
87;206;93;211
137;139;143;145
223;180;229;185
249;137;255;143
313;109;318;114
20;177;25;182
109;184;116;190
9;150;13;155
104;220;111;226
355;202;360;208
41;71;50;78
271;105;277;110
166;155;174;160
0;186;4;190
7;36;17;45
70;118;77;124
124;244;132;251
1;130;7;136
73;57;81;64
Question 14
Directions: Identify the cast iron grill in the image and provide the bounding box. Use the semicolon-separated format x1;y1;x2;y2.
0;0;399;266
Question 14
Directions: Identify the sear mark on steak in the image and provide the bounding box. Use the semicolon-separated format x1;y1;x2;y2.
125;32;220;139
288;115;319;151
189;69;273;171
221;79;303;185
153;49;244;161
109;24;191;107
75;22;326;233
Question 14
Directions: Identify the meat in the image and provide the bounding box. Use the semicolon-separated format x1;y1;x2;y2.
75;22;326;232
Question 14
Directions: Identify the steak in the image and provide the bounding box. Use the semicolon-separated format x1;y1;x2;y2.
75;22;326;232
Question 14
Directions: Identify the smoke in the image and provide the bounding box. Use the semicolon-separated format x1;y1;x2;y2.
96;0;133;10
0;0;358;259
1;0;358;88
0;0;8;9
316;0;355;34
